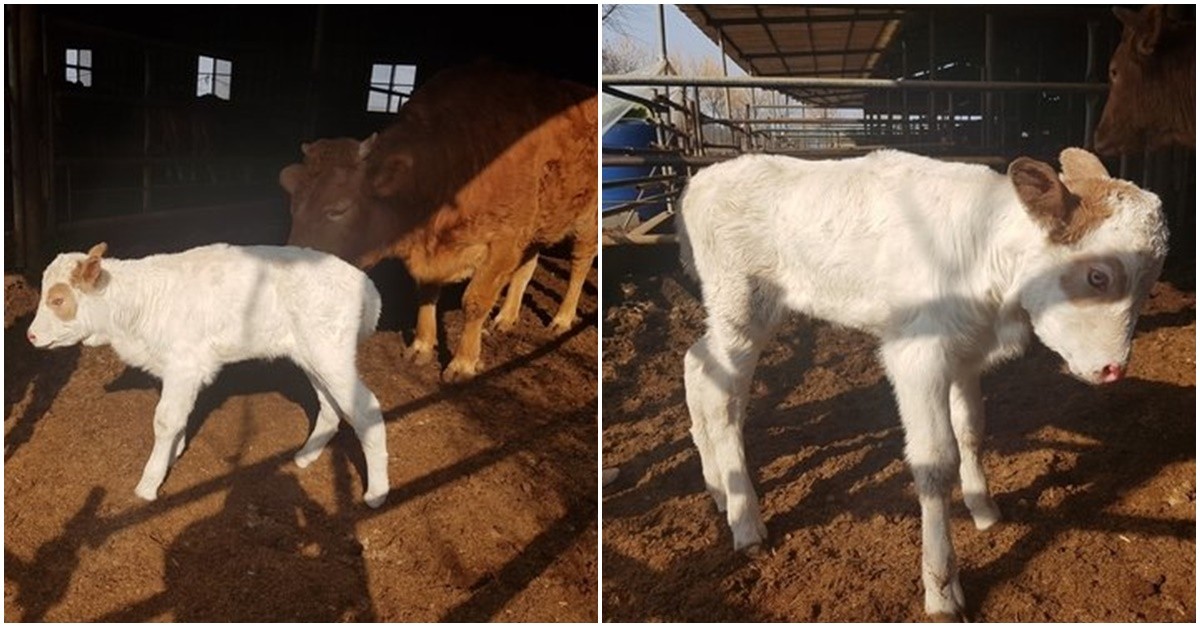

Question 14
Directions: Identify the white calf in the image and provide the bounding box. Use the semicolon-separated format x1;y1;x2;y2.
27;243;390;507
679;148;1167;618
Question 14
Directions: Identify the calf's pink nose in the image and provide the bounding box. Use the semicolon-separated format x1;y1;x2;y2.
27;331;36;344
1100;363;1125;383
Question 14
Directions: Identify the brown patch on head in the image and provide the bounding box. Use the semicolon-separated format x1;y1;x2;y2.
45;283;78;320
1059;255;1130;304
301;138;363;168
280;138;365;198
1008;152;1117;246
69;242;108;293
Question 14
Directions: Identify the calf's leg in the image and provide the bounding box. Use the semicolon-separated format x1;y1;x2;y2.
492;253;538;332
443;244;523;382
294;373;343;468
950;372;1000;530
135;372;203;501
549;237;597;334
685;279;780;552
881;337;965;619
404;282;440;365
309;359;390;508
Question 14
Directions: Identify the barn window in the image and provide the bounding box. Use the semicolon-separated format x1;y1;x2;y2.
366;63;416;113
65;48;93;86
196;55;232;100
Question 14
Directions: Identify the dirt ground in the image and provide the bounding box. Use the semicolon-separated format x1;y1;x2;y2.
602;249;1195;622
5;253;597;622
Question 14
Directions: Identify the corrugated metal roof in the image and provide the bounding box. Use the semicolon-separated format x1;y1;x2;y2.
677;5;906;107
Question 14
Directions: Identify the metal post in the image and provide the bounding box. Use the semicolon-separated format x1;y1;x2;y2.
719;28;733;122
303;5;326;138
928;10;937;136
657;4;668;64
901;39;910;139
14;5;46;271
749;87;758;149
948;92;955;144
40;12;57;234
1083;19;1100;149
142;50;152;213
984;12;994;149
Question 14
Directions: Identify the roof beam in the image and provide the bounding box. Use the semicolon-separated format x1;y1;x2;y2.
707;12;905;28
754;5;792;75
695;4;751;72
742;49;888;61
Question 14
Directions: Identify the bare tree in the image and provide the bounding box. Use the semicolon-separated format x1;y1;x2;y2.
675;56;749;119
603;37;652;75
602;4;634;36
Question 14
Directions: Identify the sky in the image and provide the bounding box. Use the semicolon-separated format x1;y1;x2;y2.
602;4;745;76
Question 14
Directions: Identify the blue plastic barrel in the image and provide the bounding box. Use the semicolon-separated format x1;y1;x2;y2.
602;119;662;217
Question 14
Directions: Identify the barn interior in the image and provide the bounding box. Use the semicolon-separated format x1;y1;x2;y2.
6;5;598;272
5;7;600;622
603;5;1194;282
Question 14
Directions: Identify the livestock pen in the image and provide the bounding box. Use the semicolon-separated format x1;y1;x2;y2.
601;4;1195;622
6;5;598;621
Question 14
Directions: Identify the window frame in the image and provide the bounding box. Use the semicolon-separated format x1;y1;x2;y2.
65;48;93;87
196;54;233;100
366;63;417;114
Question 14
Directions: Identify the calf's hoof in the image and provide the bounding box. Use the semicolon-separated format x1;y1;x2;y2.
403;341;435;366
364;489;388;509
740;542;769;560
730;516;768;554
491;314;518;333
967;493;1001;531
294;448;321;469
548;316;576;336
442;358;479;383
134;483;159;502
924;576;966;621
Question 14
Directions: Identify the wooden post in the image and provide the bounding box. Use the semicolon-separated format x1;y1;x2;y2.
11;5;47;273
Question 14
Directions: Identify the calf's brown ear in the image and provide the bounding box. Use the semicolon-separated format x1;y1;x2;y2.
71;242;108;292
1058;148;1110;186
1009;157;1078;240
1115;5;1165;57
279;164;305;195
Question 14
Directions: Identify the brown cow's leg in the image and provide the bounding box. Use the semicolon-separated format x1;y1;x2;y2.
549;238;596;334
404;282;440;366
492;252;539;332
444;246;523;382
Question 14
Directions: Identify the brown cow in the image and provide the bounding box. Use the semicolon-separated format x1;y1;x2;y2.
280;62;597;382
1094;4;1195;154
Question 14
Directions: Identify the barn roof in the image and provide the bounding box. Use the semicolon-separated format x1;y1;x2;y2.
676;5;905;107
675;5;1128;109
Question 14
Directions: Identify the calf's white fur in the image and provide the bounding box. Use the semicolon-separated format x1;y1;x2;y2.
27;243;390;507
678;148;1167;618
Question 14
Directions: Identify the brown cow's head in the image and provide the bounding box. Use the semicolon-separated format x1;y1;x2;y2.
1094;5;1196;155
280;136;411;267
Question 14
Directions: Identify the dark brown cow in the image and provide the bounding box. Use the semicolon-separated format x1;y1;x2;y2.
1094;4;1195;154
280;63;597;382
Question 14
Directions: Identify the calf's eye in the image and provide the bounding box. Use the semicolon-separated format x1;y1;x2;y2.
1086;268;1110;291
50;297;64;307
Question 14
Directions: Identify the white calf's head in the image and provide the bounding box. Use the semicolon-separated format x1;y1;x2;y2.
27;243;110;349
1010;148;1168;385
